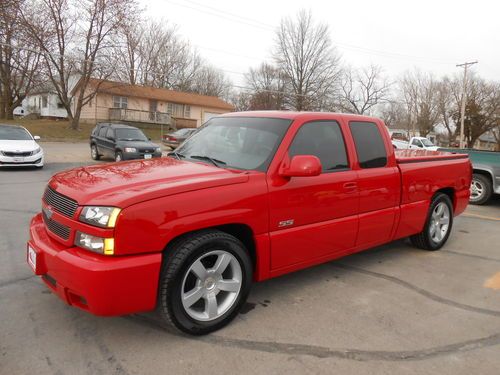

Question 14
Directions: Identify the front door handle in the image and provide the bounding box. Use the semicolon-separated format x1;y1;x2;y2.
343;182;358;192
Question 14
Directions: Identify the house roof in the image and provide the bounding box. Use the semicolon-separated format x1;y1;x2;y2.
76;78;234;110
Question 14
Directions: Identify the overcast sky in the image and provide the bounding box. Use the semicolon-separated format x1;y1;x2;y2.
142;0;500;86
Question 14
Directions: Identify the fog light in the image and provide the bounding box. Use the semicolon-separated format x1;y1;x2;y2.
75;231;114;255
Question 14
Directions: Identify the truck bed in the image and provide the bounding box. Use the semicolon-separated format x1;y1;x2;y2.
395;149;469;163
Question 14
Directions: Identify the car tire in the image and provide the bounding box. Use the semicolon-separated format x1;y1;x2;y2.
470;173;492;205
158;229;253;335
410;193;453;251
91;144;100;160
115;151;123;162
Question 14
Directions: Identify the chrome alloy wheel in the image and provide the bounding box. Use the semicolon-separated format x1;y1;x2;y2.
91;145;97;159
181;250;242;322
470;179;484;202
429;202;450;243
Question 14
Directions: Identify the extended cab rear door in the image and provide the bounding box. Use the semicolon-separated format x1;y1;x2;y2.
267;117;359;272
347;120;400;248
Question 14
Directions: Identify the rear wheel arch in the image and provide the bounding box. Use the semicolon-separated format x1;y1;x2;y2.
435;187;456;211
472;168;493;185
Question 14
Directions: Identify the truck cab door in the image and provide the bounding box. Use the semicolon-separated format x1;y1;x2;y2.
348;121;399;248
267;120;359;272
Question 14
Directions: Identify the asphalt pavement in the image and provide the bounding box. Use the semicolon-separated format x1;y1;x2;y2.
1;142;500;375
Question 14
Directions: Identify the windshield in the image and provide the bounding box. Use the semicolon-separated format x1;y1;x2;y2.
421;138;434;147
0;126;32;140
176;117;292;171
115;128;148;141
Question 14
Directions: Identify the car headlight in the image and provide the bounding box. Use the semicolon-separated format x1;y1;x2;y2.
79;206;121;228
75;231;114;255
155;147;161;153
124;147;137;153
31;147;41;155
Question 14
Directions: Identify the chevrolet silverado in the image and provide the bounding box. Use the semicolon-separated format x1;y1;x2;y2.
27;112;471;334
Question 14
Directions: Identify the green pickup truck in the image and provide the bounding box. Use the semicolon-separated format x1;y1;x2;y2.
439;148;500;205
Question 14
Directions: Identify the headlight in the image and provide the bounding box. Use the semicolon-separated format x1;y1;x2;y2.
75;231;114;255
79;206;121;228
31;147;41;155
124;147;137;153
155;147;161;153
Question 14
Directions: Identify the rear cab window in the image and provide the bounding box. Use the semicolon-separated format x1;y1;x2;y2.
289;120;349;172
349;121;388;168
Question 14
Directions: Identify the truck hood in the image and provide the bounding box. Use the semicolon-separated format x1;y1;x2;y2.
49;157;249;207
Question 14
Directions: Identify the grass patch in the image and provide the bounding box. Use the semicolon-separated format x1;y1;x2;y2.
0;119;168;142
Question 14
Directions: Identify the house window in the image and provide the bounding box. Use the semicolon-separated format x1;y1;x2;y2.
57;102;64;109
113;96;128;109
88;98;92;108
42;96;48;108
166;102;189;118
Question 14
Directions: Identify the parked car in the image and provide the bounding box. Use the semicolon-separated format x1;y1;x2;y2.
392;136;438;151
28;112;471;335
0;124;44;168
90;123;162;162
162;128;197;149
439;148;500;205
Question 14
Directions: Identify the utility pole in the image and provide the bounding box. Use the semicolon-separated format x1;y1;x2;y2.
456;61;478;148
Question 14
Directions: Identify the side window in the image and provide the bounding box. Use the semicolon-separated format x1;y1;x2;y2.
105;127;114;139
349;121;388;168
289;121;349;172
412;139;422;147
98;126;108;138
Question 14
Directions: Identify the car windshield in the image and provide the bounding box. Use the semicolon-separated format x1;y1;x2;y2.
0;126;32;140
421;138;434;147
175;117;292;171
115;128;148;141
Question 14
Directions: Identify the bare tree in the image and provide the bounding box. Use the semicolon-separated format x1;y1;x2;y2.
190;65;232;99
399;70;440;137
20;0;138;129
338;65;390;115
453;75;500;148
245;62;286;110
0;0;41;119
274;10;341;111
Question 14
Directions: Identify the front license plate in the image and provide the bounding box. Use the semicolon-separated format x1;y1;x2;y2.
13;157;24;162
28;245;37;272
144;154;152;159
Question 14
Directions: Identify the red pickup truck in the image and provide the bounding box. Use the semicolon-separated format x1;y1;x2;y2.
28;112;471;334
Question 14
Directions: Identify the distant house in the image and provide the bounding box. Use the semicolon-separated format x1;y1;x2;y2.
72;78;234;128
474;131;499;151
23;84;69;119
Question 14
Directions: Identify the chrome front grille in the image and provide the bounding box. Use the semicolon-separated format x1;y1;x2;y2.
43;186;78;218
42;209;70;240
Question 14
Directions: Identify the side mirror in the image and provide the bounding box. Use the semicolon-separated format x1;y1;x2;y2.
33;135;41;140
279;155;322;177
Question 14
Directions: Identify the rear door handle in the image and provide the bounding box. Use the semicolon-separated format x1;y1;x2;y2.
343;182;358;191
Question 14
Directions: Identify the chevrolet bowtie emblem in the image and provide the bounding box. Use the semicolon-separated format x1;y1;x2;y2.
43;206;53;220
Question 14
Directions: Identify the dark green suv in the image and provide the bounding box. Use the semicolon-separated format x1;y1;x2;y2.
90;123;162;162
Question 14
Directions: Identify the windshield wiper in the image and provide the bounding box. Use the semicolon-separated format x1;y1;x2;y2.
167;151;185;160
190;155;226;167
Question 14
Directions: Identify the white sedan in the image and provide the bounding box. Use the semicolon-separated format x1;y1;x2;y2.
0;125;44;168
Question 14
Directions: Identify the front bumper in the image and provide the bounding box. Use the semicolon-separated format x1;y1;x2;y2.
0;152;44;167
121;152;162;161
28;213;162;316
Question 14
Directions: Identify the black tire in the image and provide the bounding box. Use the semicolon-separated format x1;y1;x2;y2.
115;151;123;162
410;193;454;251
91;144;100;160
470;173;492;205
158;229;253;335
